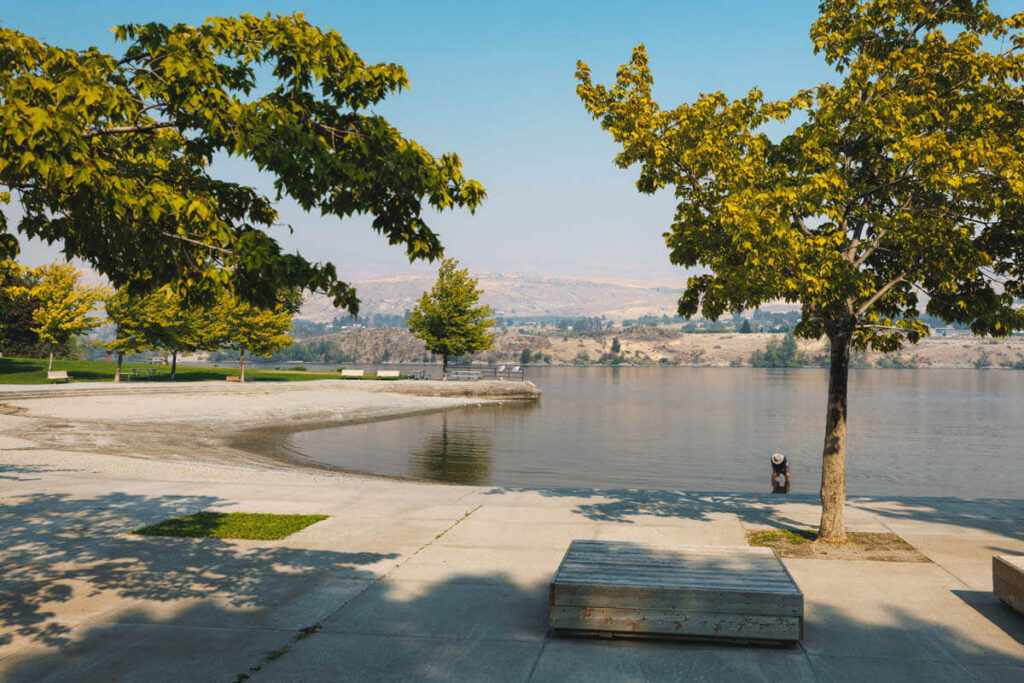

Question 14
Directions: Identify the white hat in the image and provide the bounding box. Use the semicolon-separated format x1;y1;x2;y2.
771;453;785;465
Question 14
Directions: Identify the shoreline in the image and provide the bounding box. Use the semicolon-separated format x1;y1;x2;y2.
0;380;539;484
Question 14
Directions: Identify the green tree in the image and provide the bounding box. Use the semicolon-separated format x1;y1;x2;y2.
749;334;808;368
0;259;41;356
740;319;753;334
104;287;205;380
407;258;494;379
577;1;1024;540
20;262;109;371
0;13;484;311
610;337;621;354
207;291;297;382
519;348;533;366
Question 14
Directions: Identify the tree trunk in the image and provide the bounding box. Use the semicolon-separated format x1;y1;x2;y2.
48;345;54;372
239;348;246;383
170;350;177;380
819;328;852;542
114;352;123;382
442;353;448;380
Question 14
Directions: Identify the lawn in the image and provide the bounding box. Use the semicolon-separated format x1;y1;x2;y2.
0;356;347;384
132;511;328;540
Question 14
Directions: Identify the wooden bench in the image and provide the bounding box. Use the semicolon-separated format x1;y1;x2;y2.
550;540;803;644
994;555;1024;614
340;369;364;378
47;371;70;383
225;376;243;382
376;370;400;379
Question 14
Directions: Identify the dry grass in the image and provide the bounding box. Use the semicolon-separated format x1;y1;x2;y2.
747;528;930;562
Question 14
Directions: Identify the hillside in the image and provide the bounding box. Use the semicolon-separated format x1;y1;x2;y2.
299;272;685;321
278;326;1024;370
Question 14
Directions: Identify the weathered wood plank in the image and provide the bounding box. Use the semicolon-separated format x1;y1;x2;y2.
550;605;802;641
551;583;802;616
550;539;803;642
993;555;1024;614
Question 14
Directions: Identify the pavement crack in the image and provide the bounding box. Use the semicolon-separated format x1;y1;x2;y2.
232;504;482;682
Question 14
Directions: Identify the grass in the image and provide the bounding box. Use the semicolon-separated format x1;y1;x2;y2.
747;528;818;546
131;511;328;540
746;527;929;562
0;356;346;384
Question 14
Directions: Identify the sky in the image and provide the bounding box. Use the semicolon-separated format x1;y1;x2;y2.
5;1;1018;283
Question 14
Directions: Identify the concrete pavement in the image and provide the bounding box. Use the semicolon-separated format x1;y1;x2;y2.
1;464;1022;682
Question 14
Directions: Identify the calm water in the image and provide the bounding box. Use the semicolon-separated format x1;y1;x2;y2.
277;367;1024;498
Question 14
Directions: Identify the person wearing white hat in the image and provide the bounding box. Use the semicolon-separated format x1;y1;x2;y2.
770;453;790;488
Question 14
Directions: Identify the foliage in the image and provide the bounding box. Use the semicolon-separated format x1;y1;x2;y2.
740;319;753;334
132;511;327;540
973;352;992;369
407;258;494;374
610;337;621;353
577;0;1024;540
749;334;812;367
0;259;43;355
208;290;296;357
0;13;485;311
15;262;109;368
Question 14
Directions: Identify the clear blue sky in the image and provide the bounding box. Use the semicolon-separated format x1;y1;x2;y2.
6;1;1017;282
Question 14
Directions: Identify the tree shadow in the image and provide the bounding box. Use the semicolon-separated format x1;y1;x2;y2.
0;491;397;657
846;495;1024;541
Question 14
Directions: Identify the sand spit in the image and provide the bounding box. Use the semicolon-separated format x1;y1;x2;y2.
0;380;539;482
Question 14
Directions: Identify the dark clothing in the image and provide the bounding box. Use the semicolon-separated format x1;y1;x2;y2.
772;457;789;475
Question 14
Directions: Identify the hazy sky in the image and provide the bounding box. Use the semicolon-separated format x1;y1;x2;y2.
6;1;1017;283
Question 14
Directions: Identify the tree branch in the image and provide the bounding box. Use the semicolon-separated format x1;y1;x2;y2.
856;272;906;318
83;122;177;138
159;231;234;255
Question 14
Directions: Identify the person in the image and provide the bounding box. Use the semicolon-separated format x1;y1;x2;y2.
770;453;790;488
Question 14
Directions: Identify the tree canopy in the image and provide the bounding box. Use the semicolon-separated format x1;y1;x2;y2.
407;258;494;378
577;0;1024;539
0;13;485;311
17;262;109;370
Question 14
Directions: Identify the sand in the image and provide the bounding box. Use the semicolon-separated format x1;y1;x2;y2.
0;380;538;484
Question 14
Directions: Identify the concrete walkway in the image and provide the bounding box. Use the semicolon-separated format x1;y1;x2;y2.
1;464;1022;682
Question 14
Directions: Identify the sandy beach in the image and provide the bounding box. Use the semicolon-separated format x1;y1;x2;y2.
0;379;540;482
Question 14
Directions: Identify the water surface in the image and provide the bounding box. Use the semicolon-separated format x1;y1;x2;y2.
278;367;1024;498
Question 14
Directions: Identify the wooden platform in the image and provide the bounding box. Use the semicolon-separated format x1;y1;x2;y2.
993;555;1024;614
550;540;803;643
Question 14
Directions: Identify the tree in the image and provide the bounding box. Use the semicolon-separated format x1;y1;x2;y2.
740;319;753;334
208;291;296;382
104;287;203;380
20;262;109;371
0;259;40;356
577;1;1024;540
0;13;484;312
407;258;494;379
610;338;621;354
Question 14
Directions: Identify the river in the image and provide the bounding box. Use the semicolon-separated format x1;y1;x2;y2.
270;366;1023;498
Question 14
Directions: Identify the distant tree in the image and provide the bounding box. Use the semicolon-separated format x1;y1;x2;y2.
208;291;297;381
104;289;155;381
407;258;494;379
577;2;1024;540
740;319;753;334
611;338;621;354
104;287;204;380
519;348;533;365
0;14;484;312
19;262;108;371
749;334;808;368
0;260;41;356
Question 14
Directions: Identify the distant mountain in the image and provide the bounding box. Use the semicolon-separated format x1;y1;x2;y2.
299;272;689;321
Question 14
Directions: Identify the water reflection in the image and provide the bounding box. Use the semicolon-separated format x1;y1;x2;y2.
772;478;791;494
409;414;495;485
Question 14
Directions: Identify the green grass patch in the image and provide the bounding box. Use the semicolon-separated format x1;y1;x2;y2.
747;528;818;546
131;511;327;540
0;357;344;384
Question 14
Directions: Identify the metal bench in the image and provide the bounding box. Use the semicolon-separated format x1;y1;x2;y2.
47;370;70;383
994;555;1024;614
550;540;803;643
448;369;480;381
